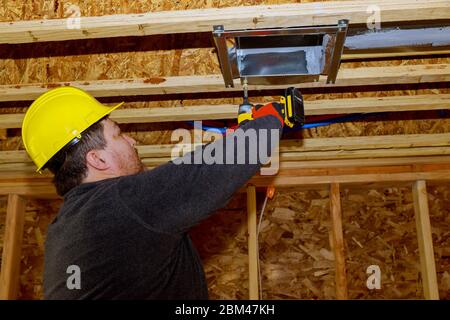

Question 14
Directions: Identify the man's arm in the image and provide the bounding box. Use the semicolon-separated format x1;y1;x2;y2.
115;114;282;234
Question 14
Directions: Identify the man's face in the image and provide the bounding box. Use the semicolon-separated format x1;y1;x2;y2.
101;118;145;176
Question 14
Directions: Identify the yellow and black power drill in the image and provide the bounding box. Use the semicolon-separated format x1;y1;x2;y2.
238;82;305;128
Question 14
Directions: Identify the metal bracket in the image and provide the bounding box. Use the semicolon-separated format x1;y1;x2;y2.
212;25;234;88
327;19;349;84
212;21;350;88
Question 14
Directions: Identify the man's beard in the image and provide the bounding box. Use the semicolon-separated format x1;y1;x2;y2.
133;148;146;173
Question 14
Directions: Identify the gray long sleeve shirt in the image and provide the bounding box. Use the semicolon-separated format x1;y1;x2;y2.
44;115;282;299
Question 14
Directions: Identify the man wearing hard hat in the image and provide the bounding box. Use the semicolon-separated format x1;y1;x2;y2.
22;86;284;299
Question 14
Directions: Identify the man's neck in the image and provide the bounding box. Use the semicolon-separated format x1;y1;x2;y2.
82;171;120;184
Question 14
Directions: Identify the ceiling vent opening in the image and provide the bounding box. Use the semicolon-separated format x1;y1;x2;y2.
213;20;349;87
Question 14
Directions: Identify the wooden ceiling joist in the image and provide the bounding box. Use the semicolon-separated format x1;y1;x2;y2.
125;151;450;169
1;134;449;195
0;0;448;44
2;156;450;180
1;164;449;197
251;169;450;188
2;133;449;170
137;146;450;166
1;64;449;102
342;46;450;60
1;94;449;129
280;156;450;169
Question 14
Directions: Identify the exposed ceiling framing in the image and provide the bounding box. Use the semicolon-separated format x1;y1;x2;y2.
0;0;448;189
0;0;448;44
0;0;448;300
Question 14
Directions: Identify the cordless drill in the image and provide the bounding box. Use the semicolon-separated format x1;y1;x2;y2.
238;82;305;128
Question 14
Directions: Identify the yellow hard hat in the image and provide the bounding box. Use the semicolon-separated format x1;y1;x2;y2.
22;86;124;172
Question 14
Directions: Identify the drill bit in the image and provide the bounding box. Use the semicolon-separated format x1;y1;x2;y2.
239;78;252;112
242;78;249;105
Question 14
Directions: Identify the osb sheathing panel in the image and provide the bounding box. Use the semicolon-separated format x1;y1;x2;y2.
342;185;450;299
0;0;449;300
256;188;336;299
342;187;422;299
0;198;61;300
18;200;61;300
199;186;450;300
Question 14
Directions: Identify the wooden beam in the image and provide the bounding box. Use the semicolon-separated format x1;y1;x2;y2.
0;194;26;300
1;64;449;102
2;94;449;129
0;146;445;168
1;0;447;44
303;94;450;116
342;47;450;60
280;156;450;169
274;163;450;178
279;133;450;152
1;165;450;197
280;146;450;161
251;170;450;187
329;183;348;300
247;185;259;300
125;147;450;166
2;155;450;181
2;133;450;169
412;180;440;300
0;181;56;198
136;133;450;158
1;171;449;197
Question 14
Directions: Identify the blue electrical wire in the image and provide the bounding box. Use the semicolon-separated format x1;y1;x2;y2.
187;112;382;134
284;112;383;132
186;121;227;134
187;109;449;133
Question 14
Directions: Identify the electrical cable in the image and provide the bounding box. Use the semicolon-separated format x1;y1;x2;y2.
187;112;386;134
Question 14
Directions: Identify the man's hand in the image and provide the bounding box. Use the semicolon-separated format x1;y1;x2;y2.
252;102;285;127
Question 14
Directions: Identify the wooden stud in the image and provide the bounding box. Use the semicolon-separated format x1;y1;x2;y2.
303;94;450;116
279;133;450;152
247;185;259;300
342;47;450;60
3;133;450;164
0;194;27;300
0;0;447;44
0;64;449;102
279;156;450;170
0;182;57;198
329;183;348;300
280;147;450;161
1;162;450;197
252;170;450;187
1;94;449;129
3;146;450;170
412;180;439;300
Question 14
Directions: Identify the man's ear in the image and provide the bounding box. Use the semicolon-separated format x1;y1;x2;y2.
85;149;110;171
